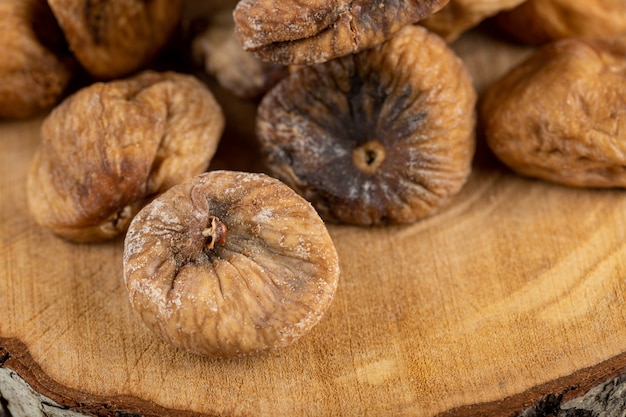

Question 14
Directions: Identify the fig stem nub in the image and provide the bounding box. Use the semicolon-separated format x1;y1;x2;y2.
353;140;386;174
202;216;227;250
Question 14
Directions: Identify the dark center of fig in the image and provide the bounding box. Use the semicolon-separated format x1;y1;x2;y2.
353;140;386;174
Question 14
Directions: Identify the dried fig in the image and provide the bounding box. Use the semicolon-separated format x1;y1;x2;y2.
233;0;450;65
27;71;224;242
256;25;476;225
495;0;626;45
420;0;525;42
192;9;289;100
47;0;183;79
0;0;74;119
123;170;340;358
480;36;626;187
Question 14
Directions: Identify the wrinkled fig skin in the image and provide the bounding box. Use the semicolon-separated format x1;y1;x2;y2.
256;25;476;226
27;71;225;242
420;0;525;42
48;0;183;79
233;0;449;65
0;0;74;119
123;171;340;358
496;0;626;45
480;37;626;187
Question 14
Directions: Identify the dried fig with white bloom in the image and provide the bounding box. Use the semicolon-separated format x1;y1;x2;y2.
256;25;476;225
123;170;340;358
233;0;449;65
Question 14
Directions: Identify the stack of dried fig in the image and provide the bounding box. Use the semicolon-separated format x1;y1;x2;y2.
5;0;626;358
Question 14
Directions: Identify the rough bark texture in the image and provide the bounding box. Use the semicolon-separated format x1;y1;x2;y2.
2;365;626;416
517;373;626;416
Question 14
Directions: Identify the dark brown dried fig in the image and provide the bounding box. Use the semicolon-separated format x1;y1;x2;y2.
256;25;476;225
421;0;525;42
48;0;183;79
0;0;74;119
27;71;224;242
495;0;626;45
480;36;626;187
123;170;340;358
233;0;449;65
192;9;289;100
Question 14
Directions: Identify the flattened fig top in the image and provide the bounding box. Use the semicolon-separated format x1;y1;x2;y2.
234;0;449;65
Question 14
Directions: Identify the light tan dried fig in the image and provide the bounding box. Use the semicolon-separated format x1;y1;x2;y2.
27;71;224;242
256;25;476;225
0;0;74;119
495;0;626;45
123;170;340;358
420;0;525;42
192;9;289;100
233;0;450;65
47;0;183;79
480;36;626;187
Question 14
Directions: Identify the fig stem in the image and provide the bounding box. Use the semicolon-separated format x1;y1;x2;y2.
353;140;386;174
202;216;227;250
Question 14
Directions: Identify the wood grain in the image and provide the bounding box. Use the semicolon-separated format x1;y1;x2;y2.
2;26;626;417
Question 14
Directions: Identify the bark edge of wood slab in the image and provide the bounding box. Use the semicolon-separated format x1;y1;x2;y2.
2;337;626;417
0;338;208;417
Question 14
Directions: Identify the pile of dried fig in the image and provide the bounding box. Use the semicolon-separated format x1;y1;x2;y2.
4;0;626;358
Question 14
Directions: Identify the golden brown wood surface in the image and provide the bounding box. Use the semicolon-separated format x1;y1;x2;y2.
2;28;626;417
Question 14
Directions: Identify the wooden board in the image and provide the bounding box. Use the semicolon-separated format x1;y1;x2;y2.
2;26;626;417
